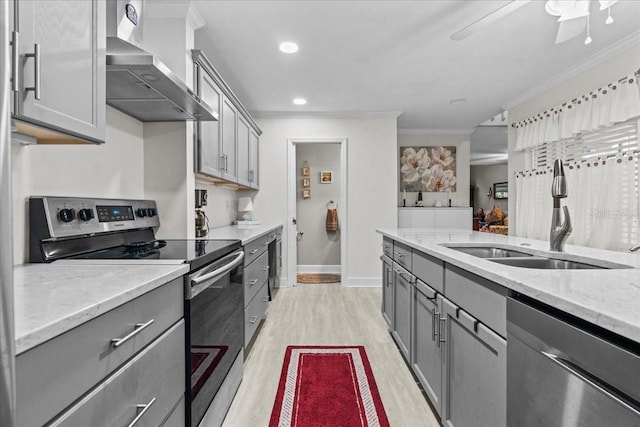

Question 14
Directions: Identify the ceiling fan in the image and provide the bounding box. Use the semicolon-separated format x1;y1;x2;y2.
450;0;619;45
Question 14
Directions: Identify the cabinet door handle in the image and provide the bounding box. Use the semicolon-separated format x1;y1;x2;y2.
263;296;269;302
24;43;40;100
225;154;229;172
395;252;405;258
249;249;259;254
220;155;225;171
249;315;258;324
262;266;270;271
432;310;440;343
438;317;447;344
11;31;19;92
127;397;156;427
249;279;258;286
111;319;155;348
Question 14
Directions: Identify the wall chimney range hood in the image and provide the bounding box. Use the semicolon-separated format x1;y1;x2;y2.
106;0;217;122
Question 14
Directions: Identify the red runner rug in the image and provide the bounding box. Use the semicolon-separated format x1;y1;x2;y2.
269;346;390;427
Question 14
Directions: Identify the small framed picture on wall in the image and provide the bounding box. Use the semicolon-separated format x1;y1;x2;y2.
320;171;333;184
302;178;310;187
302;166;310;176
302;188;311;199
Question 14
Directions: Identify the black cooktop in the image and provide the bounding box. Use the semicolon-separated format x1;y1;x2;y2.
69;239;242;271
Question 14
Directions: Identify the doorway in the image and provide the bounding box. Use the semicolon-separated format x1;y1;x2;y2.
287;138;347;286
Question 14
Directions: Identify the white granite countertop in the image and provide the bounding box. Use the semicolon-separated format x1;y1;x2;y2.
377;228;640;343
206;223;283;245
14;263;189;355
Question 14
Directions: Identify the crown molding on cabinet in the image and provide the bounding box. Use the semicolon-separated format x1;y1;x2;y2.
398;128;473;135
501;30;640;111
252;111;402;120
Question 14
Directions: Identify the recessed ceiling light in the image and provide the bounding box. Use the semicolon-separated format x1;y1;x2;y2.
449;98;467;105
293;98;307;105
279;42;299;54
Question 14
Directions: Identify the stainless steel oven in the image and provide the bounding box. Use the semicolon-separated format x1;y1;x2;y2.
185;249;244;427
29;196;246;427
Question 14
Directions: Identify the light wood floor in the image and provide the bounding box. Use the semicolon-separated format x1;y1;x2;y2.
222;283;440;426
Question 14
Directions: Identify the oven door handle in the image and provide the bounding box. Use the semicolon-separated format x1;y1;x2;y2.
189;250;244;295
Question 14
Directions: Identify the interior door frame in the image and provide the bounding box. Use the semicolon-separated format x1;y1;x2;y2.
287;138;347;287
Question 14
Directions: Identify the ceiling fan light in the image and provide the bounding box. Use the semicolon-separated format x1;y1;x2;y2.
584;35;593;44
605;14;614;24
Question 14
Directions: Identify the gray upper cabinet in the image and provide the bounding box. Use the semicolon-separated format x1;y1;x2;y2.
195;65;223;177
249;129;259;189
191;50;261;189
11;0;105;144
440;297;506;427
236;115;251;187
221;96;238;182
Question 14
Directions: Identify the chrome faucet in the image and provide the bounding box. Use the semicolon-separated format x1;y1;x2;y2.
550;159;572;251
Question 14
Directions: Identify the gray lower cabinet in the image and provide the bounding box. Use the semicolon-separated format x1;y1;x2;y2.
381;255;394;329
381;238;507;427
392;263;411;360
11;0;105;144
411;280;442;416
49;321;185;427
16;277;185;426
440;297;506;427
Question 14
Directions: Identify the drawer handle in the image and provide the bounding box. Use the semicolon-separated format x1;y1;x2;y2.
111;319;155;348
438;317;447;344
263;296;269;302
127;397;156;427
250;279;258;286
249;315;258;324
250;249;259;254
395;252;405;258
262;266;270;271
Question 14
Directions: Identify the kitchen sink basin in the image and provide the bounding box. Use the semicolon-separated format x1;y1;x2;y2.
448;246;533;258
489;257;608;270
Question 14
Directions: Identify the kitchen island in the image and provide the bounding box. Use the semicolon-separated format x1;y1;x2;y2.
377;228;640;427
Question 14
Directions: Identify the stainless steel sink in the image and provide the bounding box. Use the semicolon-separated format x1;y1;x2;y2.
489;257;607;270
448;246;533;258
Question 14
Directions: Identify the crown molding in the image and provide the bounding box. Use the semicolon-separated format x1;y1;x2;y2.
187;4;206;30
501;30;640;111
252;111;402;119
398;128;473;135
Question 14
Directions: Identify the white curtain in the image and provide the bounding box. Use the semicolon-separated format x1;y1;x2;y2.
516;155;640;251
514;76;640;151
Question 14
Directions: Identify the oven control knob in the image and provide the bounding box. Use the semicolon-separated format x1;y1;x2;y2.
78;208;94;222
136;208;147;218
147;208;157;217
59;208;75;223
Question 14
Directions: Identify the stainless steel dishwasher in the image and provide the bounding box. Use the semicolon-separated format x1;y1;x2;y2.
507;296;640;426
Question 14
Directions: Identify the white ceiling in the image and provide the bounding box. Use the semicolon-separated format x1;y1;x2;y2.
190;0;640;157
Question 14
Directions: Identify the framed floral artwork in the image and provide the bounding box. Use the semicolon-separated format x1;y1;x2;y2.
400;146;457;192
320;171;333;183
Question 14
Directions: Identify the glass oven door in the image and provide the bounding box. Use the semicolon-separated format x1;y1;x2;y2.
185;250;244;427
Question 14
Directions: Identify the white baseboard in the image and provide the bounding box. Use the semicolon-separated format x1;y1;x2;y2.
345;277;382;288
296;265;341;274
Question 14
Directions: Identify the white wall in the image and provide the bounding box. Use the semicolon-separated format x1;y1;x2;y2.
470;164;508;214
253;115;398;286
507;41;640;235
296;143;341;267
11;107;145;263
397;133;471;208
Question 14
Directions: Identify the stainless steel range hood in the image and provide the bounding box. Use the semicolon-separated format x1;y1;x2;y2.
106;0;217;122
